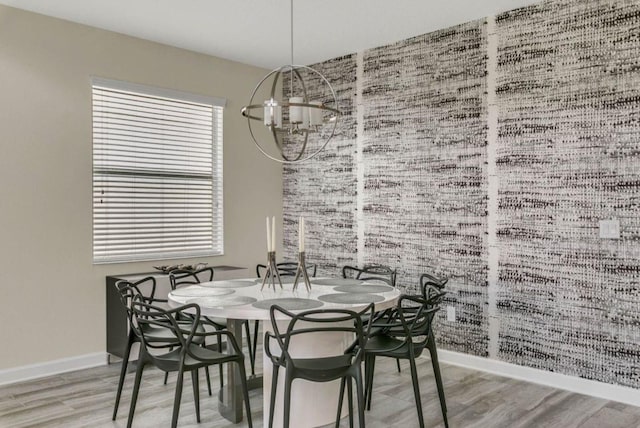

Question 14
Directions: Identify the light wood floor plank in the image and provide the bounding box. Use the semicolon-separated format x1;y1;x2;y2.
0;354;638;428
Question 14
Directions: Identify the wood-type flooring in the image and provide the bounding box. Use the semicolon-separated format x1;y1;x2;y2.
1;353;639;427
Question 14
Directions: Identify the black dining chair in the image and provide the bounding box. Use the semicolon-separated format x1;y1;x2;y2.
253;261;318;372
342;264;401;372
420;272;448;298
264;303;374;428
168;267;255;389
127;297;252;428
419;272;449;427
342;264;396;287
361;291;447;428
112;277;170;420
112;278;205;421
256;261;318;278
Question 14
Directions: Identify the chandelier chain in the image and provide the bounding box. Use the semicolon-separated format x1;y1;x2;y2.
290;0;294;94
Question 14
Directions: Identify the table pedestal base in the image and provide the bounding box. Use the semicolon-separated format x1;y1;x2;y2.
218;319;263;423
218;375;262;422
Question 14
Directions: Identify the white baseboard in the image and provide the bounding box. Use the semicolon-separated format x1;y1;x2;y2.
0;353;107;386
435;350;640;407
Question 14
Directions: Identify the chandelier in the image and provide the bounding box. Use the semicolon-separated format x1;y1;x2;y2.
241;0;340;163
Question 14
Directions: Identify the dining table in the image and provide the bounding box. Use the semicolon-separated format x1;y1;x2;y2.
167;276;401;428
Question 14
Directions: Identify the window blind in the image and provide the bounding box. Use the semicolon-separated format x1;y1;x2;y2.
92;78;224;263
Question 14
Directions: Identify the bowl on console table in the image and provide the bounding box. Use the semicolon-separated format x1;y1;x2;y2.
152;262;208;274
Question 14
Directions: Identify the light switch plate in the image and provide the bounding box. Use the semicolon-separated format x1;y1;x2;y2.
599;219;620;239
447;306;456;322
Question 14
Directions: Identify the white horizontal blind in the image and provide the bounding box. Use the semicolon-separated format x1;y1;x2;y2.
92;79;224;263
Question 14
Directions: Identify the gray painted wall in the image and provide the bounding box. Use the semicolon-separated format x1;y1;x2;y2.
0;5;281;370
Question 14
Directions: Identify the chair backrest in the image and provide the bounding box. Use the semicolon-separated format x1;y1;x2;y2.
130;298;201;356
342;264;397;287
256;262;317;278
272;262;298;276
382;292;444;348
401;296;439;343
114;276;157;324
266;304;374;368
169;267;214;290
419;273;448;299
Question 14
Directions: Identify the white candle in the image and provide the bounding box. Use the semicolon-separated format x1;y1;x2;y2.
298;217;301;252
309;101;323;126
302;104;310;129
266;217;271;252
264;99;278;127
289;97;303;123
301;217;305;252
271;216;276;253
275;105;283;128
263;105;272;126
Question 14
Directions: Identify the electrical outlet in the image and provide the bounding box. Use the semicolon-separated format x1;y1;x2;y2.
599;219;620;239
446;306;456;322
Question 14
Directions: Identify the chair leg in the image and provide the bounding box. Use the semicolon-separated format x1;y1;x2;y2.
428;336;448;428
237;360;253;428
283;375;293;428
197;342;212;396
191;369;201;423
171;368;185;428
268;365;279;428
335;377;346;427
252;321;259;374
112;334;134;420
354;369;366;428
163;371;169;385
126;357;145;428
164;345;175;385
217;334;224;390
363;356;369;409
365;356;376;411
408;356;425;428
396;358;401;373
245;321;255;375
347;377;354;428
205;366;212;396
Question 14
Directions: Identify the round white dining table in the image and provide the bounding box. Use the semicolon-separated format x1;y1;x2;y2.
168;277;401;428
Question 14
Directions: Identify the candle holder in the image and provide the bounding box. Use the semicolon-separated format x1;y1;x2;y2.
261;251;283;291
292;251;312;292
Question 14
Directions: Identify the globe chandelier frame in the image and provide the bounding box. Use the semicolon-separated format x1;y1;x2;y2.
240;0;340;163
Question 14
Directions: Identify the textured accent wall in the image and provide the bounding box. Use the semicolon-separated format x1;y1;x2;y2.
495;0;640;388
282;0;640;388
282;55;358;274
361;22;489;356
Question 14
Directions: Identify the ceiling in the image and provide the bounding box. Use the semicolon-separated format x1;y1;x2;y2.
0;0;540;69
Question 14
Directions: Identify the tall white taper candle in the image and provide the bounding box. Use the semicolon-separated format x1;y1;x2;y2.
271;216;276;253
266;217;271;252
301;217;305;252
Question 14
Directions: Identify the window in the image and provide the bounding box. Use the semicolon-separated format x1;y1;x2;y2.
92;78;225;263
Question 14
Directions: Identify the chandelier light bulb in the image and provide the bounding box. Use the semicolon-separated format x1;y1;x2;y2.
241;64;340;163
